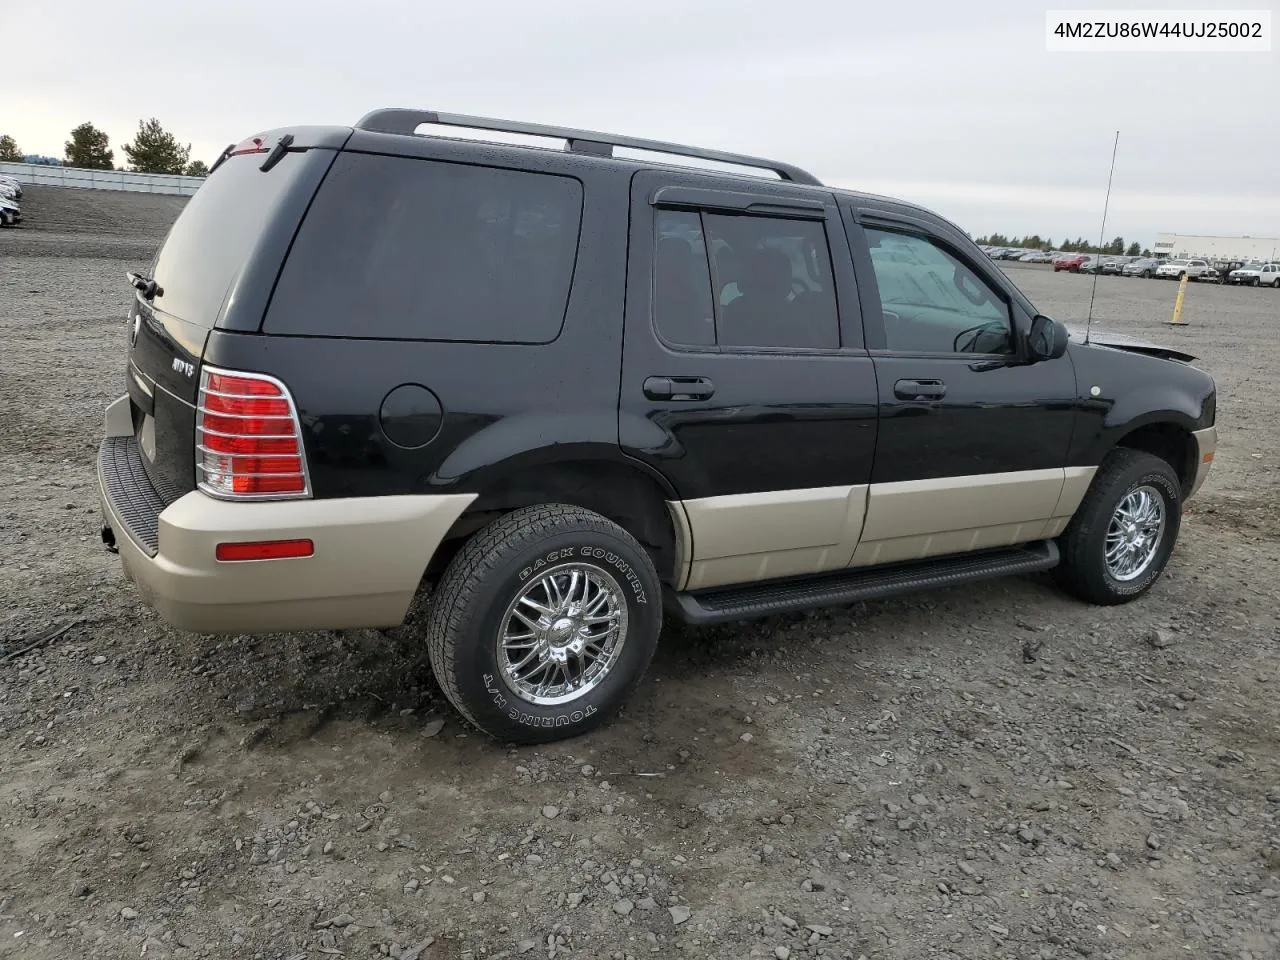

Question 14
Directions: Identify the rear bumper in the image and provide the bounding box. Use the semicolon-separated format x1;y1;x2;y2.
98;397;475;634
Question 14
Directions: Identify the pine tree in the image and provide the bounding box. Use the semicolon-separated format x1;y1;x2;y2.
0;134;22;162
122;118;192;174
64;123;114;169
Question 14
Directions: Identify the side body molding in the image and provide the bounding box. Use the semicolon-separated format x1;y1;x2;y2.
667;485;869;592
669;466;1098;592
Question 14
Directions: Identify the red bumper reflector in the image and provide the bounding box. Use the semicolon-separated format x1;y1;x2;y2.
215;539;314;562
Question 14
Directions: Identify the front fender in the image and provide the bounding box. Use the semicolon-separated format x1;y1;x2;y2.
1067;344;1215;466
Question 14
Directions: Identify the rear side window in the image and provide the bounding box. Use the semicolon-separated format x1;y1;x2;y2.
653;209;840;350
265;153;583;342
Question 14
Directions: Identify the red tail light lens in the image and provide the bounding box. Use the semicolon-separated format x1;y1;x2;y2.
196;366;310;499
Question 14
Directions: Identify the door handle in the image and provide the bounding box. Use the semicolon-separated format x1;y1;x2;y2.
894;378;947;401
644;376;715;401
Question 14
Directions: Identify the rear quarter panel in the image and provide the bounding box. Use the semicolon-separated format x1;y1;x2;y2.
203;153;632;499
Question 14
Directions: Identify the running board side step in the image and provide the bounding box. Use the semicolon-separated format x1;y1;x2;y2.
666;540;1059;625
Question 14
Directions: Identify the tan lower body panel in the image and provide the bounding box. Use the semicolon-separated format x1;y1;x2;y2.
101;479;475;634
671;466;1101;587
105;393;133;438
1189;426;1217;498
676;485;868;591
851;468;1072;567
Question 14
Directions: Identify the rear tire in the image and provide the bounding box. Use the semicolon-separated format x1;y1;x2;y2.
425;504;661;744
1055;450;1182;605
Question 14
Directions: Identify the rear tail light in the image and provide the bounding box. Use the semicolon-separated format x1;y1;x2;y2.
196;366;311;499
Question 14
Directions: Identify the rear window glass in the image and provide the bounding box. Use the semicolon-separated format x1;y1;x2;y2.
264;153;583;342
151;150;316;327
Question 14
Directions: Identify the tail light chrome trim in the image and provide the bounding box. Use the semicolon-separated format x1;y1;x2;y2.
195;365;313;501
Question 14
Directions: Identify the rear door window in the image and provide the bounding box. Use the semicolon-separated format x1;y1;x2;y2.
652;209;840;350
264;153;583;342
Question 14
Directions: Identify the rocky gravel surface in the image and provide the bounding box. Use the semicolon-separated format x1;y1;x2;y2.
1;186;1278;960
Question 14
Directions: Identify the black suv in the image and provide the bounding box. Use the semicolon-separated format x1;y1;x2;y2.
98;109;1218;743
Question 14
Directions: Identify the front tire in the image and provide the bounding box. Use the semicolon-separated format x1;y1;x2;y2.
425;504;662;744
1056;450;1182;605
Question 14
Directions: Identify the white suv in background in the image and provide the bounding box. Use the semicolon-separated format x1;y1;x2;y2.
1228;263;1280;287
1155;258;1211;280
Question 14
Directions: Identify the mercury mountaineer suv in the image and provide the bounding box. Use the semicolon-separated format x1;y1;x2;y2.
98;109;1218;744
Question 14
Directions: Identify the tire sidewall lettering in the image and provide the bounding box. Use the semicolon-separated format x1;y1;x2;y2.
518;547;578;582
518;544;647;605
581;545;647;605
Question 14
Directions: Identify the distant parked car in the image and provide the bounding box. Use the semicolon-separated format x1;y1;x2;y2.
0;175;21;199
1122;257;1161;278
1077;256;1106;274
1054;254;1087;272
0;195;21;227
1020;250;1054;263
1100;257;1130;275
1156;258;1211;280
1198;260;1237;284
1228;262;1280;287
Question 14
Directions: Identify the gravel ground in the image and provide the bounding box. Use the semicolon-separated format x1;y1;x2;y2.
1;186;1278;960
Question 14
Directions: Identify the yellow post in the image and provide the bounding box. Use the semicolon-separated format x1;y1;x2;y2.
1168;273;1189;325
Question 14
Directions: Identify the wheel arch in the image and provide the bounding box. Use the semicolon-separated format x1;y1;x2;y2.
426;450;684;585
1110;419;1197;498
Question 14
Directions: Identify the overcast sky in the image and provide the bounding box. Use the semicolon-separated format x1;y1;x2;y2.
6;0;1277;245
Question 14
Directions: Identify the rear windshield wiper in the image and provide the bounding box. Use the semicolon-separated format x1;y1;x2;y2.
126;271;164;300
259;133;294;173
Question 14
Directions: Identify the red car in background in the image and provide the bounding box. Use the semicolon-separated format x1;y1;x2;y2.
1053;254;1087;272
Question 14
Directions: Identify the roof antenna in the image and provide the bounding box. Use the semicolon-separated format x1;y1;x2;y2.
1085;130;1120;345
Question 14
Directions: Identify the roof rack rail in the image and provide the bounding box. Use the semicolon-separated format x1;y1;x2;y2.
354;108;823;186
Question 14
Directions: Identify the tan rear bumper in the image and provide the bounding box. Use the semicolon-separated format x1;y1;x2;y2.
98;399;474;633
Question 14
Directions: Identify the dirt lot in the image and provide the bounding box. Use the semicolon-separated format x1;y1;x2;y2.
2;185;1277;960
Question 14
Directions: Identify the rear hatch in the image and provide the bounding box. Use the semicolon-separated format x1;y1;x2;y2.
123;134;344;497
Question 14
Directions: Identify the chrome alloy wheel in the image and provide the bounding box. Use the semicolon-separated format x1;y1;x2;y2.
497;563;629;705
1105;485;1166;581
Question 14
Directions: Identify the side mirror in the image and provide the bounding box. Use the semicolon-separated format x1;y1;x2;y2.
1028;314;1069;361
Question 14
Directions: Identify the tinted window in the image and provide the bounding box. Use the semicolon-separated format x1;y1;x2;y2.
151;150;324;328
653;211;716;346
864;228;1013;355
266;153;582;342
652;209;840;350
707;214;839;350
